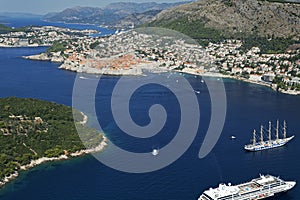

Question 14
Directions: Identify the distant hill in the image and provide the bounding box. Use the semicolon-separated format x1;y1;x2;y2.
114;10;162;29
43;2;190;29
145;0;300;40
0;24;13;33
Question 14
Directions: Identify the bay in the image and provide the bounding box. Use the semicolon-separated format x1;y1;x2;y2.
0;46;299;200
0;18;299;200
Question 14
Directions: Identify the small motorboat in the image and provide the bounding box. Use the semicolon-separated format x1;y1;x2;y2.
152;149;159;156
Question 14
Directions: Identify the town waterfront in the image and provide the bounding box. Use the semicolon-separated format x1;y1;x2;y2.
0;46;299;200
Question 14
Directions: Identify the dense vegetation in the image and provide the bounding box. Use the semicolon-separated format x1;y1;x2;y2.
0;24;13;34
0;24;27;34
46;41;67;53
90;41;101;49
272;75;300;91
0;97;104;180
239;36;298;54
145;16;300;52
144;17;225;46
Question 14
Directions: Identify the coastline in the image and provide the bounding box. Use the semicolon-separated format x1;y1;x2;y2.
20;51;300;95
152;67;300;96
21;50;300;95
0;112;108;189
58;62;143;76
0;44;50;48
223;76;299;95
42;19;101;27
178;69;300;96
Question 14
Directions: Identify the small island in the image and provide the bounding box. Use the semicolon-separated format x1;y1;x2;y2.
0;97;107;188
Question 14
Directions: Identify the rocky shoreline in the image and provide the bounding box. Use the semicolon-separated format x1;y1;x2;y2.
23;51;300;95
23;53;64;63
0;112;108;188
58;62;143;76
23;53;144;76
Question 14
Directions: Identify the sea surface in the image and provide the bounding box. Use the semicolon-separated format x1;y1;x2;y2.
0;19;299;200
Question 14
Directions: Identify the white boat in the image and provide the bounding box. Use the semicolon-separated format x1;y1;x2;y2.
79;76;89;80
152;149;159;156
244;120;294;151
230;135;236;139
198;174;296;200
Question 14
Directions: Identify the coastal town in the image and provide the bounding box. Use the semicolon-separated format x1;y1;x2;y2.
0;26;98;47
1;26;300;94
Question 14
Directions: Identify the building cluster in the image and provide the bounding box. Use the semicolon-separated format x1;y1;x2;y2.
54;30;299;91
11;27;299;91
52;31;215;74
207;41;300;90
0;26;98;47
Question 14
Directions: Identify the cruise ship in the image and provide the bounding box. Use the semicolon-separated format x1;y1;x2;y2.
198;175;296;200
244;120;294;151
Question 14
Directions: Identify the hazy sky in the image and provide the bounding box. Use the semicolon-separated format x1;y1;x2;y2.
1;0;185;15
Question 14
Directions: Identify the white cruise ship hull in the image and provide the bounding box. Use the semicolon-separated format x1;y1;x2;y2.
198;175;296;200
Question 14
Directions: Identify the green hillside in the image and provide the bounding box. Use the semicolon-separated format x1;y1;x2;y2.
0;24;27;34
0;97;104;179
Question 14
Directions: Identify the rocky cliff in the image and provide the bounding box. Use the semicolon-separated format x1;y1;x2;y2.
147;0;300;39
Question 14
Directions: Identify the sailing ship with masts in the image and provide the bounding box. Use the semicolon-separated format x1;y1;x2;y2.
244;120;294;151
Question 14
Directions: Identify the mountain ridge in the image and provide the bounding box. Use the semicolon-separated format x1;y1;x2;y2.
146;0;300;39
43;2;190;28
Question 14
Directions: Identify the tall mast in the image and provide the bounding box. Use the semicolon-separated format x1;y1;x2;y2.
276;120;279;141
283;120;287;139
253;129;256;145
260;125;264;144
268;121;272;143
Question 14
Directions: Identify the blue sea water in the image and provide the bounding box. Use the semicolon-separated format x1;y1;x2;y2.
0;46;300;200
0;19;299;200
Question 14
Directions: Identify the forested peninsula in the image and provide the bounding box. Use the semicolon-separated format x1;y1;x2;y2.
0;97;107;187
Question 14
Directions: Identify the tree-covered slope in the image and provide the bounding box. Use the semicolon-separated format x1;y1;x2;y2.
0;97;103;179
0;24;27;34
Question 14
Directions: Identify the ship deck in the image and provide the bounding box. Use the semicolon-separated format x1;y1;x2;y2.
199;175;288;200
238;182;261;195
